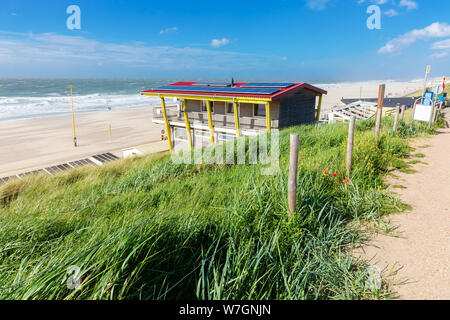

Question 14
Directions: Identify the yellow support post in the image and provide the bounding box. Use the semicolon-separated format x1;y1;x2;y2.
233;100;240;138
66;85;78;147
182;99;193;150
160;97;173;153
316;94;323;121
206;100;215;144
265;102;271;133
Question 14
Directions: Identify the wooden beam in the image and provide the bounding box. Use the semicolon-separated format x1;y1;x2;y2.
160;97;173;153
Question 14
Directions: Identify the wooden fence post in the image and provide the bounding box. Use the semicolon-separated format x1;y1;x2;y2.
288;134;299;214
375;84;385;139
428;104;435;128
400;105;406;121
346;116;356;177
434;102;442;122
432;105;439;123
393;105;400;134
412;101;417;123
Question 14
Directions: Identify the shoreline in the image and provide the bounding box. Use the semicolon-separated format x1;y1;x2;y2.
0;104;157;123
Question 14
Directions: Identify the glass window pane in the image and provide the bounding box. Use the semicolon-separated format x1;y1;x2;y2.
254;104;266;116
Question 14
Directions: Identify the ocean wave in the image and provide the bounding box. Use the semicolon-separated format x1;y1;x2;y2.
0;93;163;121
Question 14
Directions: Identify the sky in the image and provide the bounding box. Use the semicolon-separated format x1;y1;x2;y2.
0;0;449;81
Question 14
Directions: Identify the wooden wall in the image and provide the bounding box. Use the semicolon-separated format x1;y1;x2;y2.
278;89;316;128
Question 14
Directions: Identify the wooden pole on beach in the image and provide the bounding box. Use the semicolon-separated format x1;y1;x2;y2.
434;101;442;122
428;103;435;128
431;105;439;125
393;106;400;134
67;85;78;147
400;105;406;121
375;84;385;139
288;134;299;214
346;116;356;177
412;101;418;123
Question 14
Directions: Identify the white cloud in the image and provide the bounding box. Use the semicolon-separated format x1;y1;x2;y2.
306;0;330;10
384;9;399;17
0;31;280;76
378;22;450;54
357;0;388;4
430;39;450;59
159;26;178;35
431;39;450;50
211;38;230;48
399;0;418;10
430;51;448;59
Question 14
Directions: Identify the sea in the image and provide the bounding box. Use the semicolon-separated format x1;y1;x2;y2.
0;78;418;122
0;78;176;121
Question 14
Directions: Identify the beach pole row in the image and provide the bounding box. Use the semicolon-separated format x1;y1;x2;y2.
288;115;356;215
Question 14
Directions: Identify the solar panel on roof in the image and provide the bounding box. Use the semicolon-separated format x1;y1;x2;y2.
155;85;279;95
240;83;295;88
194;82;231;87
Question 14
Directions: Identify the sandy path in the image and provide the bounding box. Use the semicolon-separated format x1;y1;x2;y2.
360;109;450;300
0;106;163;177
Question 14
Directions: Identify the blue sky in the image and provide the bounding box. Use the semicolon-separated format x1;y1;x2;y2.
0;0;449;81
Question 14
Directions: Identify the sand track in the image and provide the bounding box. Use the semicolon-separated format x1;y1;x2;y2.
360;109;450;300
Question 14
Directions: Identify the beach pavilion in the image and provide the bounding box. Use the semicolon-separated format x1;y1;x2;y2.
141;81;327;152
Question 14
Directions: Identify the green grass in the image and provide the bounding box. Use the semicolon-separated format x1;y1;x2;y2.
0;114;443;300
391;185;406;189
408;160;427;165
413;153;426;158
399;168;418;174
406;85;450;98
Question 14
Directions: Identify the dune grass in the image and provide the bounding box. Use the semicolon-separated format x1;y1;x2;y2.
0;115;442;300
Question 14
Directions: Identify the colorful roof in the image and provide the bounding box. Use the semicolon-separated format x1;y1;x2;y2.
141;81;327;101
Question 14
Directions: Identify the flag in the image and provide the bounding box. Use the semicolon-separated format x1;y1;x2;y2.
443;76;446;91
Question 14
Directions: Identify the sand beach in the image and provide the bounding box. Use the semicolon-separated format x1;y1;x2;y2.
0;80;426;178
0;106;162;177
